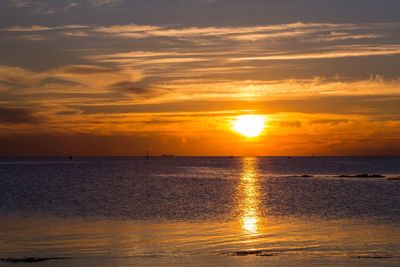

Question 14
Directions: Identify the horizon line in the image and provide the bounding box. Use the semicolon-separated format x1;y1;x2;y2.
1;155;400;158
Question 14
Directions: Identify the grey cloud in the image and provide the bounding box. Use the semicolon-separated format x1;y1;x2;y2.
310;119;349;125
7;0;37;8
56;110;80;116
56;65;115;74
269;120;302;128
88;0;122;7
110;81;155;95
5;0;123;15
0;66;45;86
74;95;400;115
0;107;43;124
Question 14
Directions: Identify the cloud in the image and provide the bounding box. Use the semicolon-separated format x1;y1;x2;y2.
88;0;122;7
1;21;399;141
79;22;400;80
227;30;309;41
0;66;46;86
67;93;400;117
63;31;89;37
60;25;90;29
96;24;246;38
93;22;347;39
51;65;142;87
6;0;56;14
0;64;145;110
315;31;382;42
310;119;349;125
7;0;36;8
5;0;124;15
109;81;160;96
153;77;400;102
2;62;399;112
12;34;45;41
4;22;399;66
0;24;89;32
89;50;226;68
0;64;143;89
272;120;303;128
94;24;161;34
90;21;396;42
0;107;43;124
0;25;51;32
232;45;400;61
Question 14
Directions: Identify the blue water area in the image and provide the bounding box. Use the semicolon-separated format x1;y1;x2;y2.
0;157;399;221
1;157;400;266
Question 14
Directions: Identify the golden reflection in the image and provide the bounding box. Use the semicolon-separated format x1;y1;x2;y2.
238;157;261;235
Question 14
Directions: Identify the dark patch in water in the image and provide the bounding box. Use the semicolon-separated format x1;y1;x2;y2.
286;175;313;178
337;174;385;178
349;252;395;259
0;257;69;263
257;252;281;257
352;255;392;259
225;250;281;257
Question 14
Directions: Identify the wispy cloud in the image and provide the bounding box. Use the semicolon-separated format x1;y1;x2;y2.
0;25;51;32
50;65;142;87
88;0;122;7
0;107;43;124
0;64;142;91
1;22;400;131
7;0;38;8
232;45;400;61
83;22;400;76
94;24;161;34
7;0;124;11
63;31;90;37
0;66;46;86
93;22;347;39
0;24;89;32
91;22;392;42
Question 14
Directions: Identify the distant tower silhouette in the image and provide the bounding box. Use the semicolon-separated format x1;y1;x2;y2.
146;150;149;159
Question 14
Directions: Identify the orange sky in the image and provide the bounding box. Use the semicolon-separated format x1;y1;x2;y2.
0;1;400;156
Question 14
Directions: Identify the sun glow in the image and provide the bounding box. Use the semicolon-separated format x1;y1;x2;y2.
233;115;266;138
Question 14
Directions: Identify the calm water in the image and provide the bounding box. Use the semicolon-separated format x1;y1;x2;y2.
1;157;400;266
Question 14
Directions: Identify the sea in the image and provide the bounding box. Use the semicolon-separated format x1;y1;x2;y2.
0;157;399;266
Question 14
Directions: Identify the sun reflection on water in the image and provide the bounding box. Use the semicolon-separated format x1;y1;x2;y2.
239;157;261;235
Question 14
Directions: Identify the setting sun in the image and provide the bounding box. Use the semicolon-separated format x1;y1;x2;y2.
233;115;266;138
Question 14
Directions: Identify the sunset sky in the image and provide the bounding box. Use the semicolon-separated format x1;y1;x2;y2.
1;0;400;156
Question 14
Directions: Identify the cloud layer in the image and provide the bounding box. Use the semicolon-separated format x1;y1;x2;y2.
1;1;400;155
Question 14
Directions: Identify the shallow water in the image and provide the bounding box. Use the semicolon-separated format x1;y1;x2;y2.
1;157;400;266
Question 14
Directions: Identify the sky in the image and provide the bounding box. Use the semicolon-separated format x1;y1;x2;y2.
0;0;400;156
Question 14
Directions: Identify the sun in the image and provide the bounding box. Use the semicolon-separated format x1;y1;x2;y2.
233;115;266;138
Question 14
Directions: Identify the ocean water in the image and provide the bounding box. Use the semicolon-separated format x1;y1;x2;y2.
0;157;400;266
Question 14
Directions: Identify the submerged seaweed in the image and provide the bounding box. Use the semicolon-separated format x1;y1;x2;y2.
225;250;281;257
0;257;68;263
337;174;385;178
